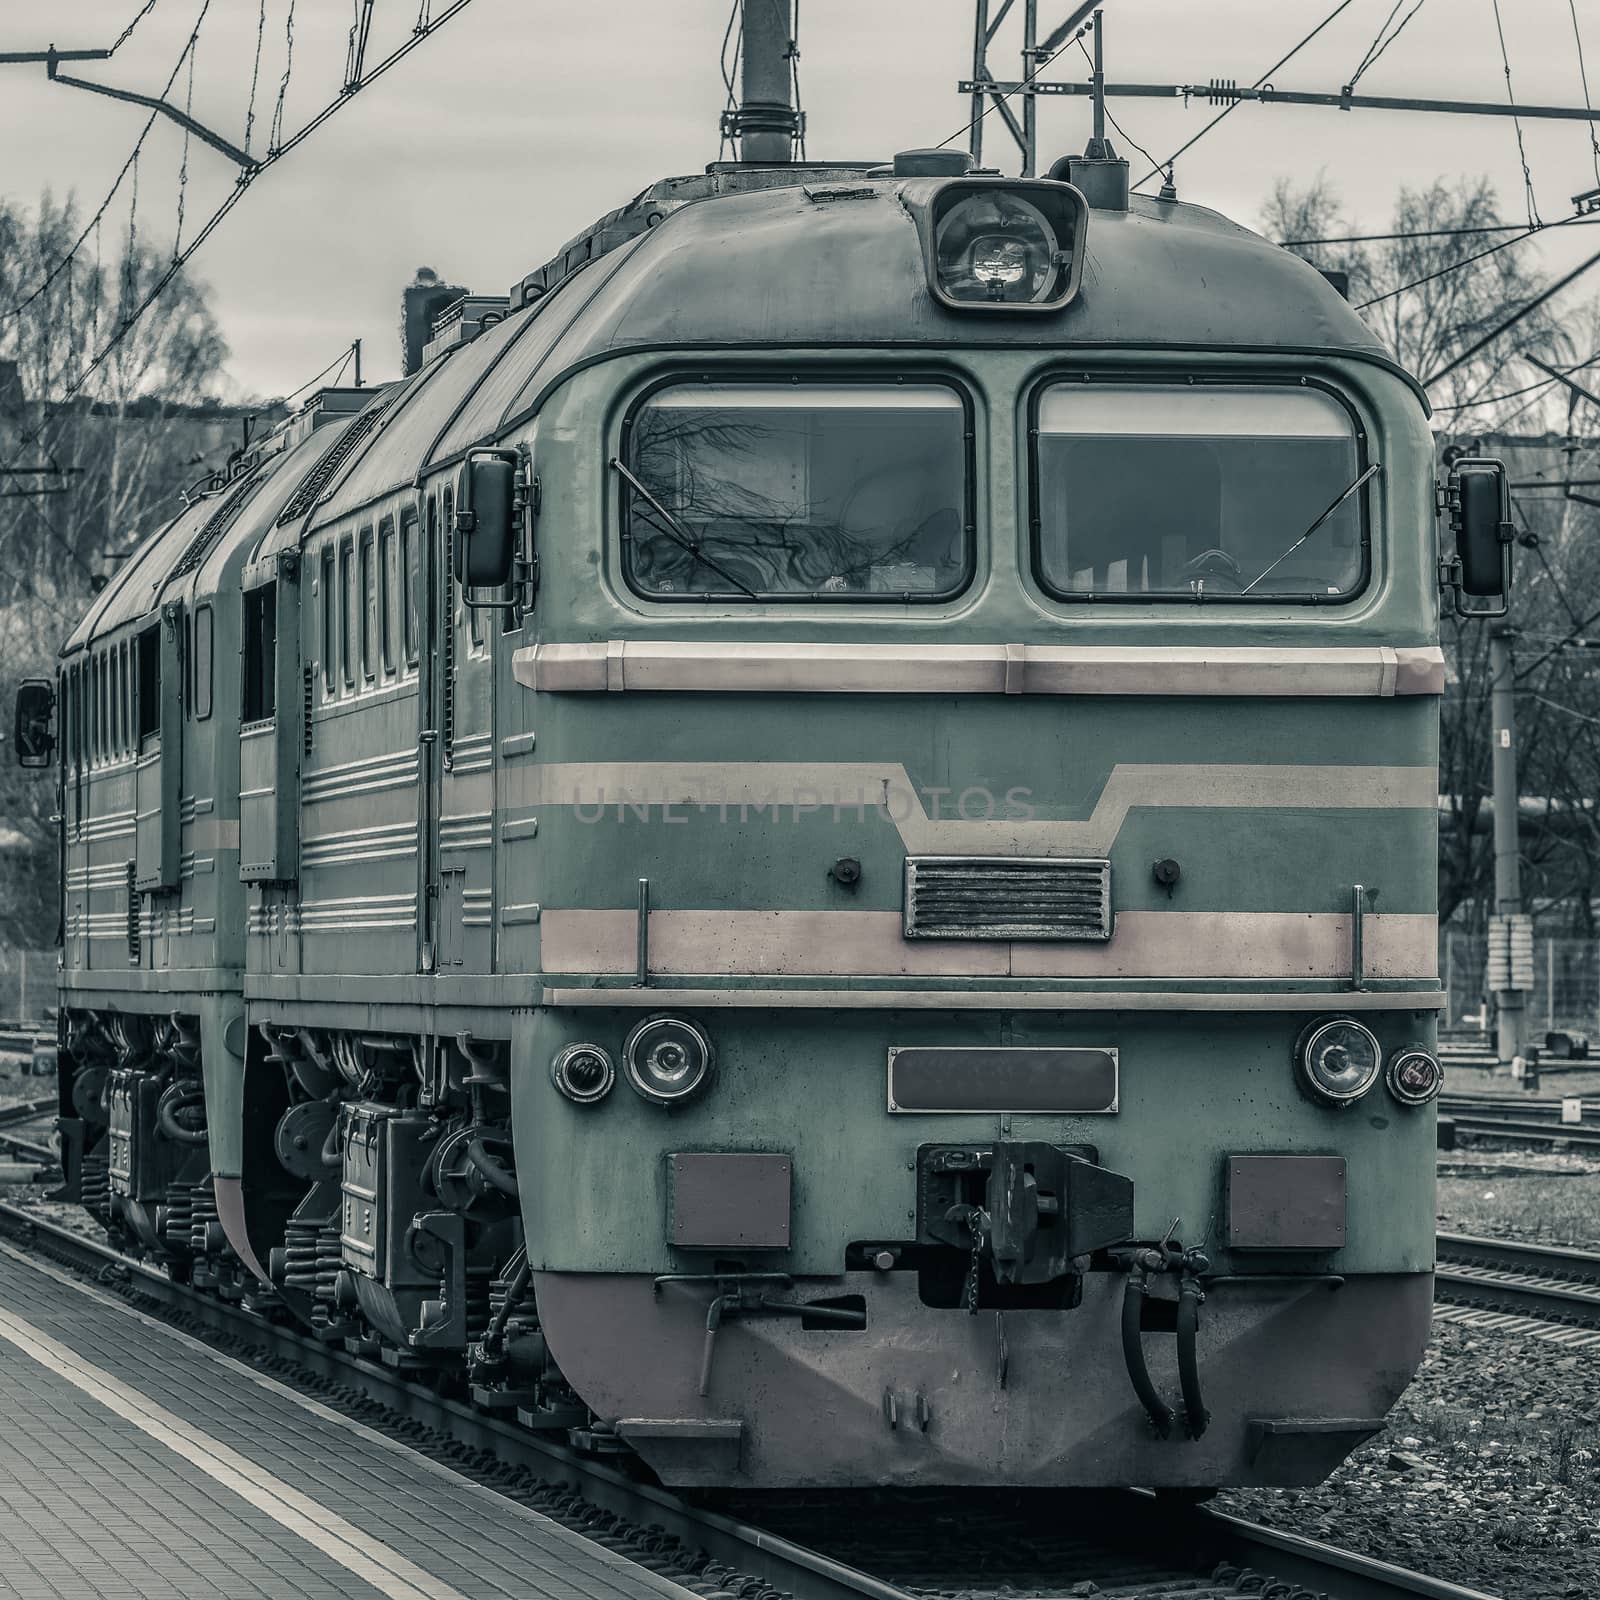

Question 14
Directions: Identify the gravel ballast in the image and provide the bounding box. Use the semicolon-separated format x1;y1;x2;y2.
1220;1321;1600;1599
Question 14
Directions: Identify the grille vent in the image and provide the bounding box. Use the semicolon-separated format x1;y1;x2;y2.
170;467;265;580
126;860;140;965
274;395;396;527
903;856;1112;941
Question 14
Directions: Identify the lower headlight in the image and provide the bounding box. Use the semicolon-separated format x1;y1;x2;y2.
623;1015;713;1106
1386;1046;1444;1107
1295;1017;1382;1106
551;1042;615;1105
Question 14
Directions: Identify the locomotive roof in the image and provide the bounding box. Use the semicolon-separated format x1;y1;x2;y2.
301;174;1416;530
66;168;1422;652
62;412;365;655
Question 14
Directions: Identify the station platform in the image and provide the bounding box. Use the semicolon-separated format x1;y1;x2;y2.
0;1239;692;1600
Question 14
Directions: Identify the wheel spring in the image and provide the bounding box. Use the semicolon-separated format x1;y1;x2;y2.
315;1221;342;1303
164;1182;195;1251
188;1181;220;1257
464;1265;493;1343
81;1150;111;1227
281;1217;322;1296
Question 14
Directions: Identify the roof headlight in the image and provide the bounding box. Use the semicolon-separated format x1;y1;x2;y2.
1295;1017;1382;1107
1386;1046;1444;1108
972;234;1040;291
623;1015;713;1106
925;179;1087;313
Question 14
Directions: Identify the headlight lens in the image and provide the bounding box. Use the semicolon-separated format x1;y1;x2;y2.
623;1015;713;1106
551;1042;615;1105
935;193;1058;304
1295;1017;1382;1106
1386;1046;1444;1107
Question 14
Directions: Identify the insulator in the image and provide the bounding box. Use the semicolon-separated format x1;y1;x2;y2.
1207;77;1240;105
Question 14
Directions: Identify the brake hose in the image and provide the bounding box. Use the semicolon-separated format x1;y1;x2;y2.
1176;1271;1210;1440
1120;1252;1173;1438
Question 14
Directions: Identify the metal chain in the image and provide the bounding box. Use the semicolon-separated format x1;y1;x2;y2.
963;1209;984;1315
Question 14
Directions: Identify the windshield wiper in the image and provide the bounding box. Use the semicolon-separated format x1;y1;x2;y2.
609;458;758;598
1239;462;1381;596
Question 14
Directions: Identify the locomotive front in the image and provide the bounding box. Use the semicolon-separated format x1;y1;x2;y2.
495;154;1453;1490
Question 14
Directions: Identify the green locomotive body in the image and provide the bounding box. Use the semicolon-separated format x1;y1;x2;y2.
36;152;1450;1490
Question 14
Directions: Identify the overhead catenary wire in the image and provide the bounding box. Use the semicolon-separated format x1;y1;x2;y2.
1346;0;1430;94
29;0;480;411
244;0;268;158
1354;210;1593;312
1423;242;1600;388
110;0;164;54
0;0;212;323
172;25;199;259
277;343;357;407
1130;0;1359;191
1491;0;1540;228
269;0;297;153
1286;217;1600;247
1571;0;1600;189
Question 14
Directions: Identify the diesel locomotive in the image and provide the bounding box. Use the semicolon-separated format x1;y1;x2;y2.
14;137;1514;1492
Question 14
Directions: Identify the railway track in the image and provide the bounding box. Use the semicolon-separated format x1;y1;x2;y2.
1435;1232;1600;1340
1437;1094;1600;1149
0;1096;55;1130
1441;1092;1599;1118
0;1198;1495;1600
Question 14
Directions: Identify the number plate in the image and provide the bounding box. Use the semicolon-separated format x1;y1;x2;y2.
887;1046;1118;1114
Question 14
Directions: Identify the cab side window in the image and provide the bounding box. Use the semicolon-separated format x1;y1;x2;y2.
242;585;277;723
379;517;397;677
400;507;419;670
359;527;376;683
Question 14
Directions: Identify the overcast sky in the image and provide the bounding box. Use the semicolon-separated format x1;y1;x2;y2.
4;1;1600;400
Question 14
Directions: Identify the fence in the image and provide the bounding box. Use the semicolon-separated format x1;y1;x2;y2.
0;949;55;1025
1442;930;1600;1036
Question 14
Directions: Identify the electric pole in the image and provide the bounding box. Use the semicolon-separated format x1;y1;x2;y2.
727;0;801;164
1487;625;1532;1069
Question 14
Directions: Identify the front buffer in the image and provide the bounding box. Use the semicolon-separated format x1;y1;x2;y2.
514;1005;1435;1489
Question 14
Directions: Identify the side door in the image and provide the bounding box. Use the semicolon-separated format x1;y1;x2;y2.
238;557;302;889
418;485;495;973
418;495;445;972
133;605;183;897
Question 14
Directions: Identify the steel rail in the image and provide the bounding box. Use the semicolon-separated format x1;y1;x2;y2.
1439;1112;1600;1147
1435;1232;1600;1327
0;1097;54;1129
0;1200;1502;1600
1440;1092;1598;1118
0;1132;54;1165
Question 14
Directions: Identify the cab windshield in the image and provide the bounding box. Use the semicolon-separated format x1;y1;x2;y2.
621;382;970;601
1033;382;1367;602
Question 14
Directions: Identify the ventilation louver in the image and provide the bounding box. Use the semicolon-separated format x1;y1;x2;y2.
274;394;397;528
903;856;1112;941
169;468;266;581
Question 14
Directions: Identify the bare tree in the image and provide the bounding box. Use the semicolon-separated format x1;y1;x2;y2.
1266;177;1600;932
0;192;230;947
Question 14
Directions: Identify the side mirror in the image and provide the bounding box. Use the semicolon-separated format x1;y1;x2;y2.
13;677;55;769
453;450;518;589
1443;456;1512;618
